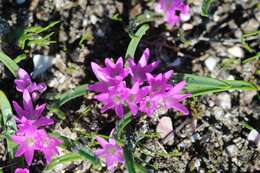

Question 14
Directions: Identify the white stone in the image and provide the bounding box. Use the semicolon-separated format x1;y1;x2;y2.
247;129;260;149
182;23;193;31
16;0;26;4
31;54;52;78
227;46;244;58
156;116;174;145
204;57;219;71
217;93;231;109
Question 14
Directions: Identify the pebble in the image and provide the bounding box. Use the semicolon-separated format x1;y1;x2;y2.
31;54;52;78
156;116;174;145
227;46;244;58
182;23;193;31
241;19;259;33
16;0;26;4
204;57;220;71
217;93;231;110
226;145;238;157
247;129;260;149
213;106;224;120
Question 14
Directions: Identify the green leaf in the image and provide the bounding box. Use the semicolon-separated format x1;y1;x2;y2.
201;0;215;17
45;152;83;171
134;163;150;173
114;113;132;141
78;148;101;167
128;12;162;35
0;90;17;158
182;74;259;96
53;84;88;107
0;51;19;77
241;30;260;53
125;24;150;64
49;132;80;151
14;54;27;64
18;21;60;49
123;131;136;173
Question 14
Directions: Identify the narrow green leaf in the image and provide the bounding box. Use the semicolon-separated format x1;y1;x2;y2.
49;132;80;151
0;51;19;77
0;90;17;158
14;54;27;64
45;152;83;171
125;24;150;63
123;131;136;173
78;148;101;167
182;74;259;96
114;113;132;141
134;163;150;173
53;84;88;107
241;30;260;53
201;0;215;17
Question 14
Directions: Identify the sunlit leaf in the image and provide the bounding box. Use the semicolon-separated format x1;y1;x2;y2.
0;51;19;77
125;24;150;64
201;0;215;17
181;74;259;96
45;152;83;171
0;90;17;158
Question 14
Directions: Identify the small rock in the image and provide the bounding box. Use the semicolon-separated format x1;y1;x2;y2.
213;106;224;120
182;23;193;31
156;116;174;145
205;57;220;71
32;54;52;78
217;93;231;110
16;0;26;4
241;19;259;33
226;145;238;157
227;46;244;58
247;129;260;149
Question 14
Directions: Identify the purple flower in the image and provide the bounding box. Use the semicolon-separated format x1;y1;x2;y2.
13;90;46;119
91;57;128;82
11;129;41;165
128;48;159;84
15;116;53;135
146;70;173;94
95;82;127;118
139;95;159;117
162;80;191;115
37;130;62;163
122;82;142;116
95;136;124;170
15;168;29;173
156;0;190;26
15;68;47;96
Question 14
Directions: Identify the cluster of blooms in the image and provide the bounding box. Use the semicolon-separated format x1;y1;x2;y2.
155;0;190;26
11;69;61;173
88;48;191;118
94;129;124;170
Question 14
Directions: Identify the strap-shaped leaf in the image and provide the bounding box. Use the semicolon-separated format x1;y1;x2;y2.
125;24;150;63
52;84;88;107
182;74;259;96
123;131;136;173
45;152;83;171
114;113;132;141
0;90;17;158
0;51;19;77
201;0;215;17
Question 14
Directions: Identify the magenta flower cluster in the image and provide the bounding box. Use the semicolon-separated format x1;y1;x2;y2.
155;0;190;26
89;48;191;118
11;69;61;172
94;129;124;170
